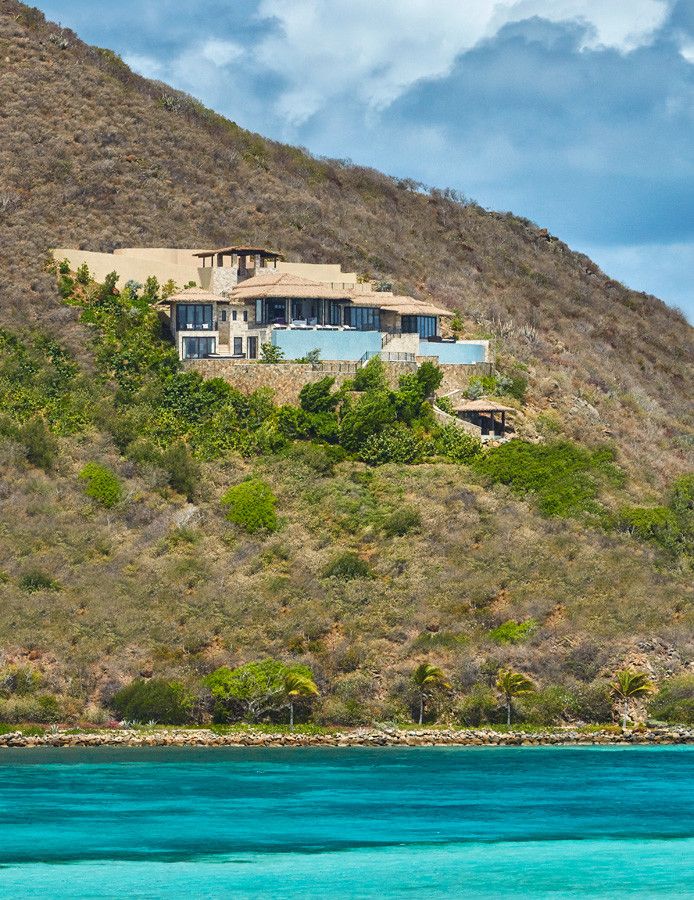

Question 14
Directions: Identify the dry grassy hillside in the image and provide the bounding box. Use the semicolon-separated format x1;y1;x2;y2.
1;0;691;489
0;2;692;726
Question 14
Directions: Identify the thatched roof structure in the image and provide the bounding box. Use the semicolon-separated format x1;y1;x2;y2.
231;272;353;300
451;399;515;413
194;245;284;259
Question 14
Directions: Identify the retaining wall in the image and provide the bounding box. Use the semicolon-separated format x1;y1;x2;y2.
183;358;492;404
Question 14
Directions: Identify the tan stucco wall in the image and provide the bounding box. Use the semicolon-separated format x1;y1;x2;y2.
52;248;358;293
276;261;358;287
52;248;201;289
114;247;205;266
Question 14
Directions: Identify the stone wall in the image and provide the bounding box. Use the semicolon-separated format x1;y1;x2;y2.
183;358;418;403
431;361;494;394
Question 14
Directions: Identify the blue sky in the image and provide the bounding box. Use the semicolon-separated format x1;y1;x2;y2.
36;0;694;319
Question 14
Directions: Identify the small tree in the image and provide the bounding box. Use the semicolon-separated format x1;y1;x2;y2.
496;668;535;725
353;356;387;392
284;670;319;728
299;376;339;414
412;663;451;725
205;660;315;723
611;669;656;728
260;343;285;363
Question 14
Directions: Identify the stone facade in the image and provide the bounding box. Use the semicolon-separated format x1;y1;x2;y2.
183;358;417;403
429;360;494;394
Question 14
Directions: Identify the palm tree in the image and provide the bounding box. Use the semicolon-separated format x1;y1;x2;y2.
412;663;451;725
611;669;655;729
283;671;319;728
496;669;535;725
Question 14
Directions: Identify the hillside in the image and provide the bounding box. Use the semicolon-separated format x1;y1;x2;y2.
0;1;692;727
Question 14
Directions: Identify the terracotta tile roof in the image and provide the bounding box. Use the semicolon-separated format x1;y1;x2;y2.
350;291;452;316
231;272;353;300
167;287;221;303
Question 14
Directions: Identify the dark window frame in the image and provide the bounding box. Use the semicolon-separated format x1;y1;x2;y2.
176;303;214;331
182;336;216;359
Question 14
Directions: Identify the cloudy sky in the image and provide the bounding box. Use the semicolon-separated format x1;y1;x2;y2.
36;1;694;319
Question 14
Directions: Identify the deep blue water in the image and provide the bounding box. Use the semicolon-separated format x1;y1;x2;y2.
0;745;692;898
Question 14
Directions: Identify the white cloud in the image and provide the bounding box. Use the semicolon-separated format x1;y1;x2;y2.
122;52;163;79
200;38;243;67
255;0;670;123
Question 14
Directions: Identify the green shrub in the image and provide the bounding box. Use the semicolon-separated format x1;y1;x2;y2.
649;676;694;724
517;685;578;725
617;505;680;553
284;442;346;476
0;694;62;724
222;479;278;533
111;679;195;724
160;442;200;500
382;506;422;536
572;680;613;723
489;619;537;644
19;570;59;593
19;418;58;470
339;391;397;452
359;424;423;465
415;361;444;398
75;263;91;285
323;551;372;580
79;462;123;508
353;356;387;392
474;440;622;517
436;396;455;415
456;685;501;726
260;343;285;363
276;405;312;439
435;424;482;463
299;376;340;414
0;665;41;696
411;630;467;650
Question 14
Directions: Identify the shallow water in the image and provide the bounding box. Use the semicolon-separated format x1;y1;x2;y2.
0;745;692;898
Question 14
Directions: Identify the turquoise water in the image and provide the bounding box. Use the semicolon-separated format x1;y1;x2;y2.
0;746;692;898
271;328;382;360
418;340;487;363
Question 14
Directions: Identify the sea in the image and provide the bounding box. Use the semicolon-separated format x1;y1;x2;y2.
0;745;692;898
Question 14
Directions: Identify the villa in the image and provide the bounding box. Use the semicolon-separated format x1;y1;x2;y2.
167;245;488;365
53;243;489;366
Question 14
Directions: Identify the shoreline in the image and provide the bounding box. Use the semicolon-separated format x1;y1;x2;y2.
1;725;692;749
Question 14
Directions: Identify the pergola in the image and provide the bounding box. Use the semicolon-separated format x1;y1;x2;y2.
194;245;284;270
450;398;514;438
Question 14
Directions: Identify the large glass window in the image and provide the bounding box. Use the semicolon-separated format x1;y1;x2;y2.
328;301;343;326
402;315;437;338
344;306;380;331
176;304;214;331
182;337;215;359
233;337;243;356
255;299;264;325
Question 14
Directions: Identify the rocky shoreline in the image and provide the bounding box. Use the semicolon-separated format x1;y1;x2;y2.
1;725;692;749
